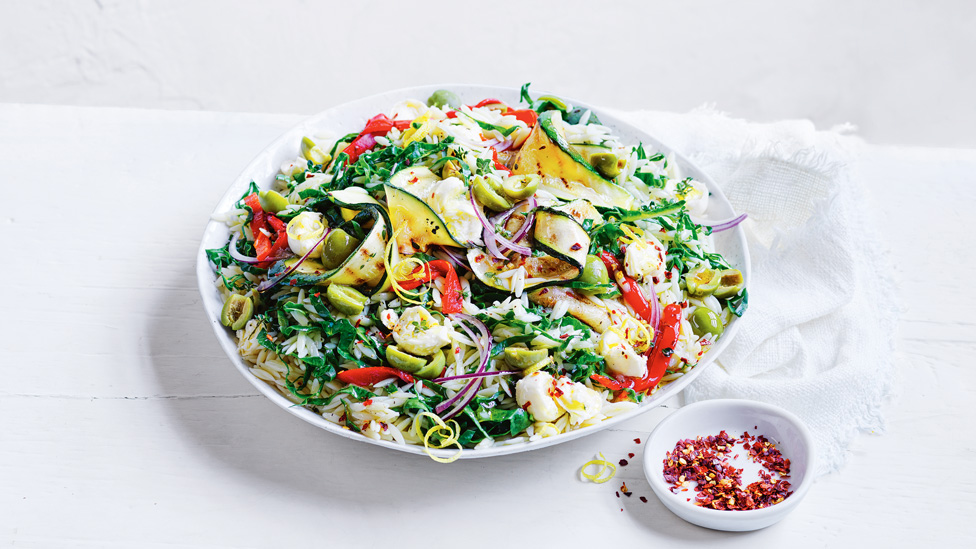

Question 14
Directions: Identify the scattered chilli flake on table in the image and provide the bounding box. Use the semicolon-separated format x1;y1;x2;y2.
662;430;793;511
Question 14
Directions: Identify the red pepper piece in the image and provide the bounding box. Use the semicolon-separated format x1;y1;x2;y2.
341;113;413;164
362;113;413;135
633;303;682;393
244;193;291;267
472;98;505;109
505;108;538;126
243;192;262;213
590;374;629;391
336;367;415;387
598;251;654;323
396;259;464;314
266;215;286;233
437;261;464;314
361;113;394;135
445;110;458;119
261;220;290;267
342;133;377;164
243;193;267;235
491;147;511;175
253;230;272;260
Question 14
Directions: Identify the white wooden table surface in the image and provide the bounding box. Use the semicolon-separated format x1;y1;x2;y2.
1;104;973;547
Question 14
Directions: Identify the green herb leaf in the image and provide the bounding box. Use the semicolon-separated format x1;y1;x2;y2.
727;288;749;317
520;82;533;105
461;112;518;137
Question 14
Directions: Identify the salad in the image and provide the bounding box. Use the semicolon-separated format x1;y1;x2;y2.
207;85;747;461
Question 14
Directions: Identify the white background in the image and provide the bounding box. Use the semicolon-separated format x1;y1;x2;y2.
2;0;974;146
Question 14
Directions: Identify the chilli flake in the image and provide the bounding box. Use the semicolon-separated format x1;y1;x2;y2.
662;430;793;511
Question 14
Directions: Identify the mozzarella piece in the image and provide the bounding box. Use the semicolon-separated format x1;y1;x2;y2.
552;377;603;425
680;179;709;217
515;371;562;422
285;211;326;258
597;329;647;378
379;309;399;330
623;232;667;282
391;306;453;356
426;176;482;244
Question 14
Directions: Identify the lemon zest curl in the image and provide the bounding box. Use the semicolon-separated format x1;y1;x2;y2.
580;452;617;484
412;411;463;463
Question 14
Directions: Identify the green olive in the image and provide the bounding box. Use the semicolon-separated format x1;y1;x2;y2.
220;294;253;330
441;159;462;180
258;190;289;213
590;152;625;179
537;95;569;111
427;89;461;109
691;307;724;338
326;284;368;316
320;229;361;270
471;176;512;211
501;174;540;199
713;269;745;299
578;255;610;294
386;346;427;373
503;346;549;370
685;266;720;297
301;136;331;165
414;351;447;379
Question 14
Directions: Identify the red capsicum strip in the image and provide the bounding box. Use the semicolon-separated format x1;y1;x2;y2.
341;114;413;163
342;133;376;164
243;193;289;268
504;108;538;126
590;374;630;391
336;367;415;387
593;252;682;396
472;98;505;108
396;259;463;314
490;147;511;175
633;303;682;393
598;251;654;323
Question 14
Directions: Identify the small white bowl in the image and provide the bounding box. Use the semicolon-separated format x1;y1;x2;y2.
643;399;815;531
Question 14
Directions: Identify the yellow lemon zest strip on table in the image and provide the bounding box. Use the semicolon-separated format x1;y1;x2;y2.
580;452;617;484
412;411;463;463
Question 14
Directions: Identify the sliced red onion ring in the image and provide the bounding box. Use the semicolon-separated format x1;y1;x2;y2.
511;197;538;244
489;202;521;226
700;213;748;233
433;370;519;383
471;193;507;260
481;226;506;260
437;245;470;272
489;197;536;227
255;228;331;292
471;193;532;257
495;231;531;256
435;314;493;419
228;232;260;264
493;140;512;153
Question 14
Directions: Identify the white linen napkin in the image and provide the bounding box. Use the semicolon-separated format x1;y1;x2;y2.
613;108;897;476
